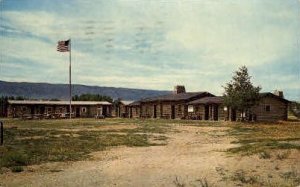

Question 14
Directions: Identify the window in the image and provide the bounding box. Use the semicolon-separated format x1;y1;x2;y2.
178;105;182;113
81;107;87;113
188;105;194;113
265;105;271;112
46;107;52;114
22;107;27;112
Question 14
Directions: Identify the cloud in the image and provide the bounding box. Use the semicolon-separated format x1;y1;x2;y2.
1;0;299;100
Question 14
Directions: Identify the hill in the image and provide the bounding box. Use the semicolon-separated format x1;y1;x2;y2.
0;80;170;101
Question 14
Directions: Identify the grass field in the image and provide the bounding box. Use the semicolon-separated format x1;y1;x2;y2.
0;118;299;186
0;118;170;170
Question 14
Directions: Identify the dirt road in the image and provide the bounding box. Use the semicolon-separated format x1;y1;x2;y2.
1;125;299;186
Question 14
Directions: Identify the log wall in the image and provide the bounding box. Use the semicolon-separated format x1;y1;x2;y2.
252;97;288;121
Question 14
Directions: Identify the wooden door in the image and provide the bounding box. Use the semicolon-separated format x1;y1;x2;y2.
171;105;175;119
204;105;209;120
153;105;157;118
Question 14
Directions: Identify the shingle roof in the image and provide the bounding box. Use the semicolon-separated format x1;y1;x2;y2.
188;96;223;105
188;93;290;105
8;100;112;105
259;92;289;103
140;92;214;102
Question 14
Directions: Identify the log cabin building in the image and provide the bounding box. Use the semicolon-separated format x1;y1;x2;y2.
135;86;215;119
187;96;225;121
112;100;134;118
7;100;112;119
186;92;289;122
127;86;289;122
128;101;141;118
6;85;289;122
249;92;289;121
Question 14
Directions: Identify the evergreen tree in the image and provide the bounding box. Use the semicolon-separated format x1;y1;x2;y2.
223;66;261;121
72;94;113;103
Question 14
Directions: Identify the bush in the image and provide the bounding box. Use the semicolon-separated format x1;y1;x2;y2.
11;166;24;173
276;151;291;160
259;151;271;159
1;152;28;167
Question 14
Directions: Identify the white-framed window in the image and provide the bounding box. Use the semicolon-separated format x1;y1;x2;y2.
81;107;87;113
188;105;194;113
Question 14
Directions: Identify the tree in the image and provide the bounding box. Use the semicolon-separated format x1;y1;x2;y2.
72;94;113;103
223;66;261;121
0;96;9;117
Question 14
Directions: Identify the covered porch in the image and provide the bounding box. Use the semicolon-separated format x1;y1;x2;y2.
187;96;225;121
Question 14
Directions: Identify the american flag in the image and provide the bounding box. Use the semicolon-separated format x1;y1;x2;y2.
57;40;70;52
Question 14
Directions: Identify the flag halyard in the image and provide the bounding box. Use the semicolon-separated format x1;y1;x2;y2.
57;40;70;52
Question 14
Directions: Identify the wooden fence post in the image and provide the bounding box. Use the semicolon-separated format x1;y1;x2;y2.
0;121;3;146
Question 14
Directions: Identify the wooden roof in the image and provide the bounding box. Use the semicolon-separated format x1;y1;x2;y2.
188;96;223;105
259;92;290;103
188;92;290;105
8;100;112;105
140;92;214;102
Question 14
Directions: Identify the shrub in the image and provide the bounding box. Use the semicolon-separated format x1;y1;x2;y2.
2;152;28;167
173;176;185;187
231;170;259;184
276;151;291;160
259;151;271;159
11;166;24;173
197;178;209;187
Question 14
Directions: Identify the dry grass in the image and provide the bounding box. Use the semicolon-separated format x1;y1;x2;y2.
0;118;169;172
227;122;300;155
1;118;299;187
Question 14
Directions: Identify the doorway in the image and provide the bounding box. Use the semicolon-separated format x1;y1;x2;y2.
213;105;219;121
129;107;132;118
204;105;209;120
102;106;107;116
30;106;35;115
76;107;80;117
171;105;175;119
153;105;157;118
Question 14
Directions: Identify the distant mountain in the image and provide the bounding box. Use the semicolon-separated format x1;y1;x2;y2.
0;80;171;101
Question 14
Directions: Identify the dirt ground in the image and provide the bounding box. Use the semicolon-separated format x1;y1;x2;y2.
1;124;299;187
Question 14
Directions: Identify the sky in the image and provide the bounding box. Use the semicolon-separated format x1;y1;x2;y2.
0;0;299;101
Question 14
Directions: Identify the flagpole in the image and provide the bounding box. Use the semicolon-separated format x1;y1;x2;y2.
69;39;72;119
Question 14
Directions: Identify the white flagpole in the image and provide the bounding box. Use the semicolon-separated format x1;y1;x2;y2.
69;39;72;119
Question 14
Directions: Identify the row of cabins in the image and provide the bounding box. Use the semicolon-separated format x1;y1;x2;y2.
124;86;289;122
7;100;112;119
6;86;289;122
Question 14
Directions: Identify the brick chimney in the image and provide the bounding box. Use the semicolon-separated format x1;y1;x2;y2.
273;90;284;98
173;85;186;94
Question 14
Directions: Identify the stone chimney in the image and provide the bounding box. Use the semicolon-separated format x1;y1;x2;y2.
273;90;284;98
173;85;186;94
